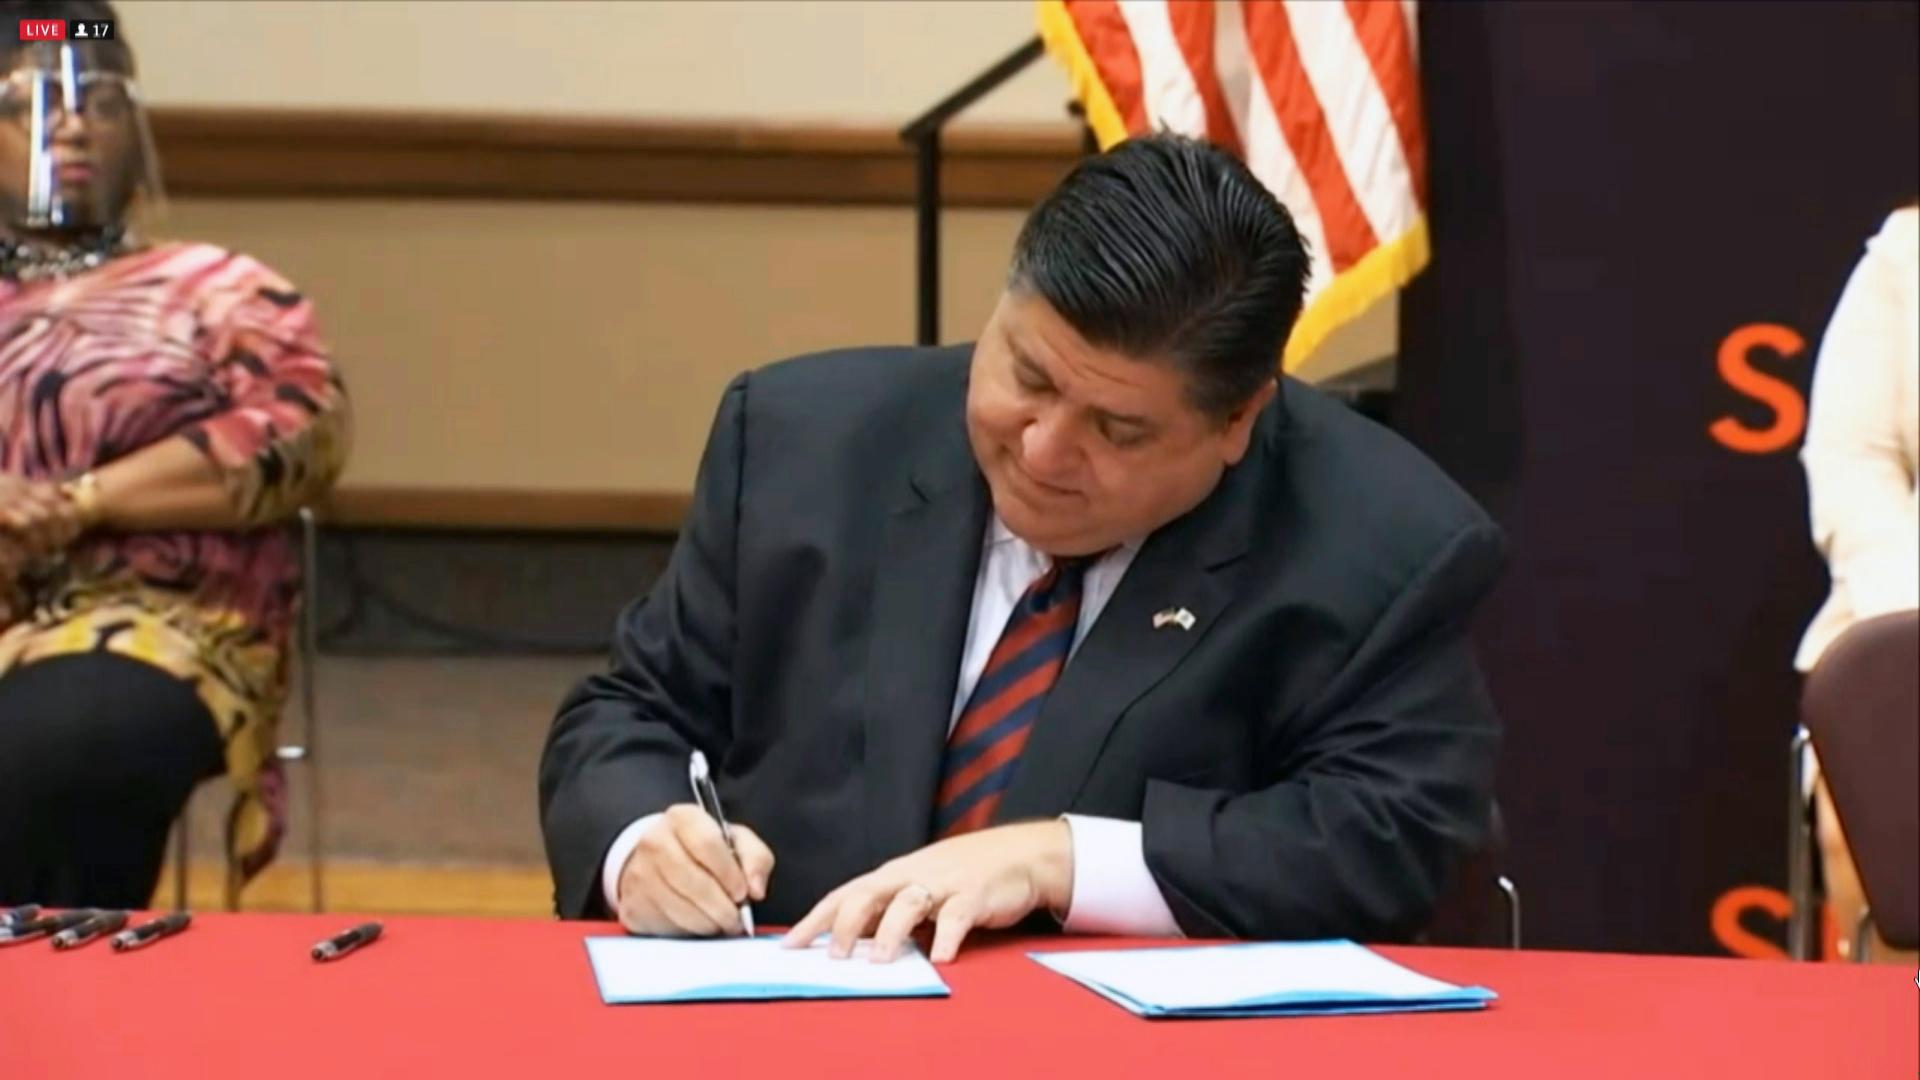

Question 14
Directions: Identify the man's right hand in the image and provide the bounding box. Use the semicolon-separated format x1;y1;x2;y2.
615;803;774;937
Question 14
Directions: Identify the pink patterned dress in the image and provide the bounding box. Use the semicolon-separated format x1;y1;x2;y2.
0;241;350;900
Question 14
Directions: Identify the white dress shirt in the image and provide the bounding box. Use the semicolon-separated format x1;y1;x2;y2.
602;514;1182;936
1796;207;1920;671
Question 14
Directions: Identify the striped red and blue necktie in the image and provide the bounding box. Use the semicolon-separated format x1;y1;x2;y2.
934;556;1092;838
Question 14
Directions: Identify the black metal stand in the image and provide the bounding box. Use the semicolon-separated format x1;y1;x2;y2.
900;37;1046;346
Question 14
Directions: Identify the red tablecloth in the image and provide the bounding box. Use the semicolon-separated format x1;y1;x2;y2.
3;912;1911;1079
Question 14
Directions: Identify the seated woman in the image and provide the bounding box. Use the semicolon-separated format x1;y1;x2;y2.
0;3;350;909
1797;201;1917;961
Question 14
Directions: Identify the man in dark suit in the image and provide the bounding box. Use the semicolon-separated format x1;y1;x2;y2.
540;134;1504;963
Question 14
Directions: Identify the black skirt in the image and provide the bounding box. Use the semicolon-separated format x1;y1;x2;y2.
0;652;222;908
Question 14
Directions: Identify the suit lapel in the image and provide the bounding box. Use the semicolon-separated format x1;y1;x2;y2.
995;444;1264;823
862;413;989;867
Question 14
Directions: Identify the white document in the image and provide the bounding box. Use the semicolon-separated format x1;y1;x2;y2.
585;935;951;1005
1030;940;1496;1018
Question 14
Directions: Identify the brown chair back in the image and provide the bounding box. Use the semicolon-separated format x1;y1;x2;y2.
1802;609;1919;949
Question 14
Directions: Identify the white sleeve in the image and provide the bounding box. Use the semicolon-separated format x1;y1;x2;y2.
1059;815;1182;937
1802;215;1920;623
600;813;664;916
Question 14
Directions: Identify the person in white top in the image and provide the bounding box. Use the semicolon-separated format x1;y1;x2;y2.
1796;203;1918;961
1798;205;1919;672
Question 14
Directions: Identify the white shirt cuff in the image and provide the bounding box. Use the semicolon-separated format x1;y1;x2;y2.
600;813;664;916
1060;814;1182;937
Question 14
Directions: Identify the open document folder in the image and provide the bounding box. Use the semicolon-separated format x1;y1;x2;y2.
584;936;951;1005
1030;940;1497;1018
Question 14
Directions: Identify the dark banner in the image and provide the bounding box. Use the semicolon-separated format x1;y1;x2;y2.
1397;2;1918;955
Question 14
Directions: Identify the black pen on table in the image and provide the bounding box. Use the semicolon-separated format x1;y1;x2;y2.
688;750;755;936
312;922;383;962
2;909;96;942
110;911;192;952
1;903;41;930
53;910;127;950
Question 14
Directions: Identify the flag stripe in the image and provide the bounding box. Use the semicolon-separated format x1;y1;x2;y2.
1209;0;1257;146
1239;0;1379;272
1038;0;1130;146
1118;1;1204;137
1068;0;1151;134
1216;2;1335;298
1283;1;1417;246
1164;0;1244;155
1344;0;1427;206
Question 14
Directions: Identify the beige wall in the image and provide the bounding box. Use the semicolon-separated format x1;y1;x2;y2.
160;200;1027;491
120;0;1071;124
135;1;1394;499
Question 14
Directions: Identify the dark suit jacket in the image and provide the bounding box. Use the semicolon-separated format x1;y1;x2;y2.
540;346;1505;940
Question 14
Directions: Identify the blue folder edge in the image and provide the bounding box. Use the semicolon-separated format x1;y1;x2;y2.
1028;941;1497;1019
584;939;952;1006
1070;978;1496;1019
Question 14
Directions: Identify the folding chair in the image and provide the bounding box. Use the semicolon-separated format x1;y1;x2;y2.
1792;610;1918;961
1422;801;1522;949
171;507;326;912
1786;724;1817;959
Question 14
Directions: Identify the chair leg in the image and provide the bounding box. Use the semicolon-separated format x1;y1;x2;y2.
1786;727;1817;960
171;814;188;911
1852;908;1873;963
306;760;324;914
1497;875;1522;949
299;507;325;914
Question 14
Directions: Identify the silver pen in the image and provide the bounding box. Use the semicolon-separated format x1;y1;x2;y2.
688;750;756;936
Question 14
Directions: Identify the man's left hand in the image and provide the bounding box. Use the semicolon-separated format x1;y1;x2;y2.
782;820;1073;964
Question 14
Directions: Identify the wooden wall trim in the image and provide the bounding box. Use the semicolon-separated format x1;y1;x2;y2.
322;487;691;533
151;108;1087;208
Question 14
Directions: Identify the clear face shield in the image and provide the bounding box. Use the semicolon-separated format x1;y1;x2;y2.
0;42;163;232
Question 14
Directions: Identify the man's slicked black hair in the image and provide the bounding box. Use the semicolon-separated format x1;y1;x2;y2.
1007;132;1310;418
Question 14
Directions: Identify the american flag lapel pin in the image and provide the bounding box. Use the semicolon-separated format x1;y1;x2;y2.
1152;607;1196;631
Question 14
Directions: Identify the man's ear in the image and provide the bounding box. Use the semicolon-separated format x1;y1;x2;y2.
1218;380;1278;466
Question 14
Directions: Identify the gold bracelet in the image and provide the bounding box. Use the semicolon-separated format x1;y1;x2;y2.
58;471;104;530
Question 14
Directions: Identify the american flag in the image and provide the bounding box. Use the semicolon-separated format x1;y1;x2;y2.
1038;0;1428;372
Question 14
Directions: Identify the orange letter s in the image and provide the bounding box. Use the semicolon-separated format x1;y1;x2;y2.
1709;323;1806;454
